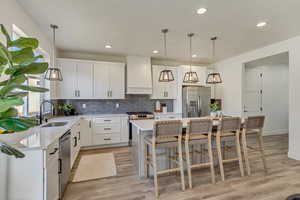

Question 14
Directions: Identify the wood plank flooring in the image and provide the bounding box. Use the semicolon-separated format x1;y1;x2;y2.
63;134;300;200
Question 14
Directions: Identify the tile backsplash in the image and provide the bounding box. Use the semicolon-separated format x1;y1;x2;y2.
55;95;173;115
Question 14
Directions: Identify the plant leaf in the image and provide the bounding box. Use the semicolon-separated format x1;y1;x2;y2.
0;42;12;67
14;62;48;75
0;24;11;44
0;108;18;118
8;37;38;49
21;55;43;66
6;92;28;98
0;118;32;132
11;48;34;64
0;97;24;113
0;74;27;86
17;85;49;93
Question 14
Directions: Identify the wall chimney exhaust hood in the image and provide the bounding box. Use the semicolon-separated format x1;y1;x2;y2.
126;56;152;94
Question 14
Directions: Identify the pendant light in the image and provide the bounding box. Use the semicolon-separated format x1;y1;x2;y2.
44;24;63;81
158;29;174;82
183;33;199;83
206;37;222;84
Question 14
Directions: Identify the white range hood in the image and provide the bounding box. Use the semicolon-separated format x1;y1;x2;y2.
126;56;152;94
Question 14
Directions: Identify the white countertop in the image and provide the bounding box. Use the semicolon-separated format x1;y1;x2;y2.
154;112;182;115
6;114;128;150
130;117;221;132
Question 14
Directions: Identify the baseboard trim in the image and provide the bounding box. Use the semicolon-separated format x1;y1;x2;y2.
288;151;300;161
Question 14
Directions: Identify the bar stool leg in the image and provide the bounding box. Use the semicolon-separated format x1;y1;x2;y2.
144;143;149;178
257;131;268;173
208;135;216;184
152;144;159;198
216;134;225;181
235;131;245;177
178;138;186;191
241;131;251;176
185;140;192;188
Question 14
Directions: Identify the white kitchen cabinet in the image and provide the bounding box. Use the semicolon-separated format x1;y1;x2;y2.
92;115;128;146
126;56;152;94
151;65;178;99
80;117;92;147
94;62;125;99
70;121;81;167
57;59;93;99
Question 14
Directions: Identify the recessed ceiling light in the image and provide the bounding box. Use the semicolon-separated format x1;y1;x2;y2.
256;22;267;28
153;50;159;54
197;8;207;15
192;54;197;58
105;45;112;48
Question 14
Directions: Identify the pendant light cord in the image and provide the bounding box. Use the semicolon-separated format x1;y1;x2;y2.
50;24;58;68
188;33;194;72
162;29;168;69
211;37;217;68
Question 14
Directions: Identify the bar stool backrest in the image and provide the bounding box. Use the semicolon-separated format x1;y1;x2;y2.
187;118;213;135
153;120;183;139
244;116;265;130
218;117;241;132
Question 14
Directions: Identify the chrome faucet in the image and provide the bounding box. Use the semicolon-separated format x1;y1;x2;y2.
39;100;55;125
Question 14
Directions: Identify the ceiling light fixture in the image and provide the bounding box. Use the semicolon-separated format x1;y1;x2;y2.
256;22;267;28
105;44;112;48
192;54;197;58
153;50;159;54
197;8;207;15
206;37;222;99
44;24;63;81
158;29;174;82
183;33;199;83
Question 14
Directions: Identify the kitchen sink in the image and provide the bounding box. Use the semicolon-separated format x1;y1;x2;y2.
41;122;68;128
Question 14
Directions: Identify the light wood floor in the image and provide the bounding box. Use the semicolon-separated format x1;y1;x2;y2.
63;134;300;200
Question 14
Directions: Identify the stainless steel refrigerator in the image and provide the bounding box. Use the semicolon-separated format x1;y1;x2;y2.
182;86;211;118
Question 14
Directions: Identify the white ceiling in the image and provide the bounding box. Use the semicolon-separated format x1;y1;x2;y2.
17;0;300;63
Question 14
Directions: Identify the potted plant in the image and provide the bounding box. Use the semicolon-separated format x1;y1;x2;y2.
58;103;75;116
0;24;49;158
209;102;220;118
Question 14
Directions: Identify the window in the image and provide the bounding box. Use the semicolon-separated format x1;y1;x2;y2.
12;24;51;116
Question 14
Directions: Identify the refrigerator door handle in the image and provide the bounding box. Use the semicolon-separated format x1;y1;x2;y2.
197;96;202;116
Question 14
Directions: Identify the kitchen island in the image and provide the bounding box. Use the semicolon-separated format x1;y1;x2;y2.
130;118;222;177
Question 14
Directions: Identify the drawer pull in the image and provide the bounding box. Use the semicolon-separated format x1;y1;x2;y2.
49;148;58;155
104;128;111;130
104;120;112;122
104;138;111;141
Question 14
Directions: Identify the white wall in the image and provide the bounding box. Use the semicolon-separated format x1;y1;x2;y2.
244;53;289;135
215;35;300;160
0;0;52;199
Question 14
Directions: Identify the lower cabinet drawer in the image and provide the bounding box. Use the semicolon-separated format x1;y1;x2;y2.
93;124;120;134
93;134;121;145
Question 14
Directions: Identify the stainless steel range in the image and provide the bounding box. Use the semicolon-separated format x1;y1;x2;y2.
127;112;154;145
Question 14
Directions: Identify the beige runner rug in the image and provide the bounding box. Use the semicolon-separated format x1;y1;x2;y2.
72;153;117;182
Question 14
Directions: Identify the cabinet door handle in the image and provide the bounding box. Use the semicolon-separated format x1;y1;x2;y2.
104;119;111;122
104;138;111;141
58;158;62;174
74;90;77;97
107;91;110;97
74;137;77;147
49;148;58;155
110;90;112;97
78;90;80;97
104;128;111;130
89;120;92;128
78;132;81;140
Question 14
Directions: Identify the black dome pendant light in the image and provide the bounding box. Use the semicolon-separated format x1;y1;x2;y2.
44;24;63;81
183;33;199;83
158;29;174;82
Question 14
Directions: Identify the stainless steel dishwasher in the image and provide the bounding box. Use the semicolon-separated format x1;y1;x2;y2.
59;130;71;199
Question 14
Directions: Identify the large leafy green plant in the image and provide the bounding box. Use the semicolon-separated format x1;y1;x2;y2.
0;24;49;158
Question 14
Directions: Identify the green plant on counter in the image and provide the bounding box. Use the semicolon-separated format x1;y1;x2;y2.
209;102;220;112
0;24;49;158
58;103;75;116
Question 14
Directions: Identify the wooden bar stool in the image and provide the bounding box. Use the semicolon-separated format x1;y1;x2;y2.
241;115;267;175
144;120;185;198
184;118;216;189
214;117;244;181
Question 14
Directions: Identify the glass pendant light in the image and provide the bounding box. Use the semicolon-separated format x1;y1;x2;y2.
158;29;174;82
206;37;222;84
44;24;63;81
183;33;199;83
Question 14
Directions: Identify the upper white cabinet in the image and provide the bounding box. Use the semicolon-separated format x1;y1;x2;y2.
151;65;178;99
126;56;152;94
57;59;93;99
56;58;125;99
94;62;125;99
